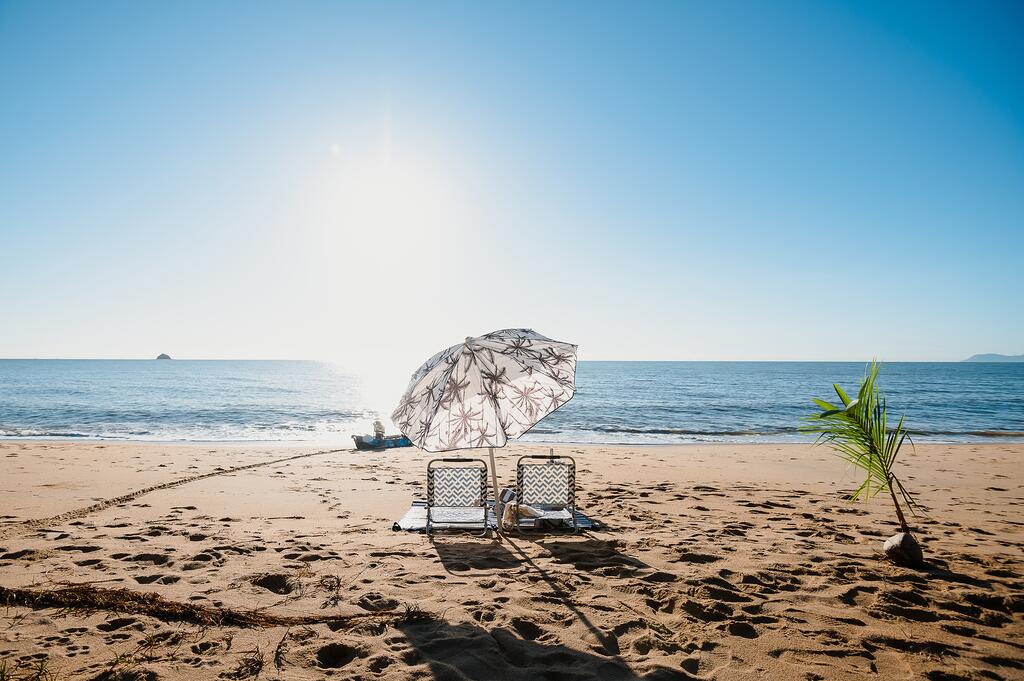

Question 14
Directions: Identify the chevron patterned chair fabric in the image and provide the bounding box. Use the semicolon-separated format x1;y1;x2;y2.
515;453;577;532
426;458;489;535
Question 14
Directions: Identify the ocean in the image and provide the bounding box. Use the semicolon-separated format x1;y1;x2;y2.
0;360;1022;444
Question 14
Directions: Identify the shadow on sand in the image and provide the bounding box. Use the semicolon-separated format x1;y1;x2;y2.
431;538;522;573
503;536;647;659
430;534;664;667
536;538;652;575
915;558;994;588
397;618;689;681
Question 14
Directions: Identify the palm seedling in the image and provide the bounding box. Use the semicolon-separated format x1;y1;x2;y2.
802;360;923;565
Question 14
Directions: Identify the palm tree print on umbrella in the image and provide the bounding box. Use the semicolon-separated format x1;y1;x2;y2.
480;366;509;386
539;347;574;369
470;422;496;448
542;385;567;412
500;336;536;359
449;403;483;447
440;376;471;410
508;382;545;421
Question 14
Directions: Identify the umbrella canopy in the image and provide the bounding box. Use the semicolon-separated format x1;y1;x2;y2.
392;328;577;452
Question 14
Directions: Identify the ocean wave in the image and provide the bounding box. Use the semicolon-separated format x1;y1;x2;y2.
3;360;1023;444
551;425;1024;438
907;429;1024;438
0;428;94;438
0;422;366;442
4;423;1024;442
591;426;793;436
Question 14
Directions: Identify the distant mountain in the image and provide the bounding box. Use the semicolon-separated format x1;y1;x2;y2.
156;353;172;360
962;353;1024;362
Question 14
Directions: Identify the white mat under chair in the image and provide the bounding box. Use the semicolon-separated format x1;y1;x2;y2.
391;500;600;532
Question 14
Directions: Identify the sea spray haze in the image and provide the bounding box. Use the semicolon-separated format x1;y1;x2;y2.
0;360;1022;444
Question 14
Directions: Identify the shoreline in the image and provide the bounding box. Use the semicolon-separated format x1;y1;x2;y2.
3;431;1024;446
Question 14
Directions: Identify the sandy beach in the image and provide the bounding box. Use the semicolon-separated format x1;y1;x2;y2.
0;440;1021;680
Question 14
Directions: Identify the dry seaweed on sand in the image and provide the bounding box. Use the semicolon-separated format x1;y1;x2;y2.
0;656;59;681
0;584;433;630
221;647;265;680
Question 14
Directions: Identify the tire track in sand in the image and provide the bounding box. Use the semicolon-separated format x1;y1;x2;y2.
0;447;352;540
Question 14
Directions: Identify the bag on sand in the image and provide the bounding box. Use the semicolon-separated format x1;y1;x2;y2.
498;488;518;531
498;488;548;530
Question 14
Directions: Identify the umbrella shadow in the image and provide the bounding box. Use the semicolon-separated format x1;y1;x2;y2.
502;536;636;659
431;538;522;574
396;617;685;681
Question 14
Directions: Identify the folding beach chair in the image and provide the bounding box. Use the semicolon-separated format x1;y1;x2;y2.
426;458;490;536
515;452;577;532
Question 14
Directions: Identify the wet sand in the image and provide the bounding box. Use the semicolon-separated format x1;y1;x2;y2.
1;440;1021;680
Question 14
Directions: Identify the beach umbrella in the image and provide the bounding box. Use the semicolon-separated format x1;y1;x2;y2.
391;328;577;507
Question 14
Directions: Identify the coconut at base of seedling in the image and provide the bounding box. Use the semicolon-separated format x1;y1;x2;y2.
883;531;923;567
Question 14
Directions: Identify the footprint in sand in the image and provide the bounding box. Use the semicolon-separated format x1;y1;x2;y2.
681;641;733;677
672;551;722;564
315;642;368;669
727;621;759;638
358;592;399;611
96;617;143;633
126;552;173;566
510;618;545;641
252;573;296;594
133;574;180;585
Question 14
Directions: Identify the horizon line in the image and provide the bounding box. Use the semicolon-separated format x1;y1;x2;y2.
0;356;1006;363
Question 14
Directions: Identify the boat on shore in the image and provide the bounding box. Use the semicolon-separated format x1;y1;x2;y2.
352;433;413;450
352;420;413;450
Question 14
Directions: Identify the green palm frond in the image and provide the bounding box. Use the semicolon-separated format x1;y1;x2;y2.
800;360;917;528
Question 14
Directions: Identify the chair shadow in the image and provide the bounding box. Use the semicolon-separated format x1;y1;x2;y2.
537;539;652;576
396;617;686;681
431;538;522;574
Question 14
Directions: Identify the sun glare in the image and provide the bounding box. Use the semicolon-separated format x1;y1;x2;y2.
289;134;474;366
305;143;463;267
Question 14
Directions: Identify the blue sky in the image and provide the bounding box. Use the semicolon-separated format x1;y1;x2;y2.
1;1;1022;365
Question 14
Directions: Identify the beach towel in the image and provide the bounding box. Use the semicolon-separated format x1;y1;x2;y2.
392;500;601;532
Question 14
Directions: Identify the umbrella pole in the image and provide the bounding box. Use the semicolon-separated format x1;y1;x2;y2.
488;447;501;533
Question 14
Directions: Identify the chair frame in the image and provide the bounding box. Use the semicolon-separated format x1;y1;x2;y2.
426;457;490;536
514;453;578;533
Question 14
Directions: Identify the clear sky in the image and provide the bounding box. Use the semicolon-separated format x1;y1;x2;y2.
1;1;1022;369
